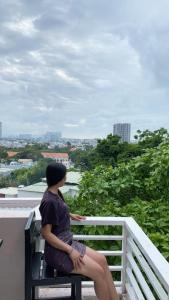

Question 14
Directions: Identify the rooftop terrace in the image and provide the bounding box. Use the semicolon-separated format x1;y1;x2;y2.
0;198;169;300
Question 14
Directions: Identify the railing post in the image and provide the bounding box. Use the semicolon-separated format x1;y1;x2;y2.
121;222;127;295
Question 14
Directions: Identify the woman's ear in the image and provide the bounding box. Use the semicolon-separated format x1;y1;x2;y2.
59;176;66;187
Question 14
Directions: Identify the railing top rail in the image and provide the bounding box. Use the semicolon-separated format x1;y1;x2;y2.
71;216;126;226
125;217;169;290
34;209;127;224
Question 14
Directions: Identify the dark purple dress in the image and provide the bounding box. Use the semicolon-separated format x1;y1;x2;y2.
39;190;86;273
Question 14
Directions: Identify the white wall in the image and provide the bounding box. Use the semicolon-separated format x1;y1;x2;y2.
0;199;41;300
0;210;30;300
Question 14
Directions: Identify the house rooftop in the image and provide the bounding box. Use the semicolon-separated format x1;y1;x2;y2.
7;151;18;157
41;152;69;159
18;181;79;194
66;171;82;184
42;171;82;185
18;182;46;193
0;187;18;196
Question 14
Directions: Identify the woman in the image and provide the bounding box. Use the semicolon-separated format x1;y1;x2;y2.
39;162;119;300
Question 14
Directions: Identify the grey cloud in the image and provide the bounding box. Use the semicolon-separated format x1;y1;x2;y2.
35;13;69;31
0;0;169;138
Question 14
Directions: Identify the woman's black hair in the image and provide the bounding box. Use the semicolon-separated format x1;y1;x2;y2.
46;162;67;187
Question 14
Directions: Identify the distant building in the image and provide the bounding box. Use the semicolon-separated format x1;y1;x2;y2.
44;131;62;142
0;168;12;177
113;123;131;143
19;134;32;140
41;152;70;168
42;171;82;185
18;171;81;198
0;122;2;139
18;159;33;166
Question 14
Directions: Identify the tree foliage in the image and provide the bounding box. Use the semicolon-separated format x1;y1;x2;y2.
66;136;169;261
0;147;8;160
0;159;52;188
70;128;169;171
70;133;142;170
67;195;169;261
76;139;169;205
134;128;169;148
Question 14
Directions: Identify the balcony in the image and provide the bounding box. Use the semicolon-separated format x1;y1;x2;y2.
0;198;169;300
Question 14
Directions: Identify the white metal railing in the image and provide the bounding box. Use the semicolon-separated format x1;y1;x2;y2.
69;217;125;289
1;198;168;300
34;213;169;299
69;217;169;299
125;218;169;300
1;198;169;300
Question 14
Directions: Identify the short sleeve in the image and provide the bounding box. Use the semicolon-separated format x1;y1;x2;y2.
39;200;59;227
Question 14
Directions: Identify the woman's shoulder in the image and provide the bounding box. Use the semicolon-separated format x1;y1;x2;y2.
43;189;64;201
40;191;57;208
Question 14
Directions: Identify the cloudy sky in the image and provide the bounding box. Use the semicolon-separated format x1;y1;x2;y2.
0;0;169;139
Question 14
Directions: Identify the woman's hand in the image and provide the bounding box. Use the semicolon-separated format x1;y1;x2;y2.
70;213;86;221
69;248;85;270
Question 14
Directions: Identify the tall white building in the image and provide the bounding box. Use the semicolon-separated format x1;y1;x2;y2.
0;122;2;139
113;123;131;143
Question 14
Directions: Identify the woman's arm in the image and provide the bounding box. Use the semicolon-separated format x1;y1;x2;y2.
41;224;72;254
70;213;86;221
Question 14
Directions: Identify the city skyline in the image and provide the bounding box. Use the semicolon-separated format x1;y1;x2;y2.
0;1;169;138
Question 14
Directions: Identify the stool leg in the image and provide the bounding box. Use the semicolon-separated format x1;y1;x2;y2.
71;283;76;299
25;284;32;300
75;279;82;300
32;286;35;299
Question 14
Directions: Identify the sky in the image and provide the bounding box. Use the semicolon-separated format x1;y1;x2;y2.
0;0;169;139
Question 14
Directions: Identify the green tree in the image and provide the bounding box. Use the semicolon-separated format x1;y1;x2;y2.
117;142;142;163
0;147;8;160
134;128;169;149
95;134;121;167
76;139;169;205
15;148;43;161
0;158;53;187
70;134;142;171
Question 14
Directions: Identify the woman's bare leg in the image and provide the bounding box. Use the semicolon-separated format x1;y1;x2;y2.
71;254;111;300
85;246;119;300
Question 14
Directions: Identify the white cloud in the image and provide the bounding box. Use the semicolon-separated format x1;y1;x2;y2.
0;65;24;76
94;79;112;88
64;123;79;128
29;51;46;64
34;105;53;113
79;118;86;125
61;39;81;52
55;68;80;85
5;17;38;36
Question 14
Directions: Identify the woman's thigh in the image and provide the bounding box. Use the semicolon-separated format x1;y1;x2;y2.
71;254;105;281
85;246;108;270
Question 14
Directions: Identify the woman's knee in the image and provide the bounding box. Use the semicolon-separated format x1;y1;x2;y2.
86;247;108;271
91;264;106;281
97;253;108;271
78;255;106;281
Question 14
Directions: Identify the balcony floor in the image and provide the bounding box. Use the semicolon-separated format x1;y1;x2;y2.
39;287;124;299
